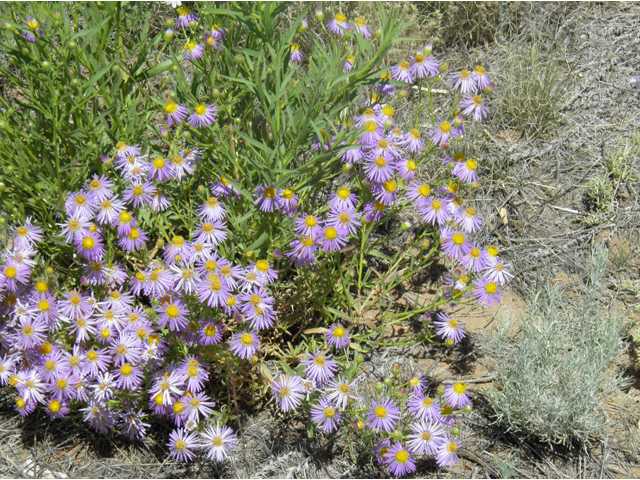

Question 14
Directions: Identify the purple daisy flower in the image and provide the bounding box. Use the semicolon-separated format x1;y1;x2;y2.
459;245;488;273
326;13;350;36
149;156;174;182
327;206;362;236
65;191;97;219
111;210;137;237
95;197;124;226
163;100;189;126
442;231;471;260
407;371;428;394
371;180;399;206
198;196;227;222
144;265;175;299
360;120;383;144
163;236;193;265
434;312;466;344
271;374;305;412
197;274;229;308
436;438;461;469
174;6;198;29
328;187;358;211
402;129;424;154
183;40;204;61
84;348;110;377
23;16;44;42
200;423;237;463
419;197;450;225
449;69;477;94
199;321;223;345
16;317;48;350
352;17;371;38
13;218;43;249
407;420;446;456
484;260;514;286
473;278;504;307
396;158;418;181
391;60;413;84
364;155;395;183
301;350;338;384
362;200;388;223
325;323;350;349
460;94;489;121
294;214;323;239
456;206;484;233
452;158;479;184
46;398;70;420
278;188;298;217
229;330;260;360
290;44;304;62
254;185;281;213
168;427;200;462
2;262;31;292
204;31;223;50
429;121;455;147
472;65;491;90
310;396;343;433
318;225;348;253
343;54;355;72
444;382;471;408
325;375;359;409
189;103;218;127
156;298;190;331
117;226;148;252
286;235;318;268
384;442;417;477
193;220;227;246
366;397;401;433
411;51;439;79
114;363;144;390
123;181;157;208
180;356;210;393
58;215;92;243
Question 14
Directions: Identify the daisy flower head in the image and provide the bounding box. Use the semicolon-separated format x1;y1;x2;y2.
360;120;383;144
436;437;461;469
484;260;514;286
444;381;471;408
250;259;278;284
199;320;223;345
442;231;471;260
452;158;479;184
325;323;350;349
391;60;413;84
301;350;338;385
407;371;428;394
419;197;450;226
328;206;362;236
343;54;355;73
384;442;417;477
254;185;281;213
194;220;227;246
198;196;227;222
473;277;504;307
200;423;237;463
328;187;358;211
429;120;454;147
122;181;157;209
434;312;466;344
175;6;198;29
95;196;124;226
168;428;200;462
163;100;189;126
410;51;439;79
460;94;489;121
362;200;389;223
407;420;445;456
197;273;229;308
290;44;304;62
326;375;359;409
111;210;137;236
74;233;106;261
403;128;424;154
449;68;477;94
318;225;348;253
189;103;218;127
326;13;350;36
46;399;70;420
278;188;298;217
366;397;401;433
372;180;399;206
23;16;44;42
364;155;395;183
2;262;31;292
156;297;190;331
163;236;193;265
310;396;343;433
286;235;318;268
271;374;305;412
352;17;371;38
65;191;97;219
472;65;491;90
460;245;488;273
294;214;323;239
14;218;43;249
229;330;260;360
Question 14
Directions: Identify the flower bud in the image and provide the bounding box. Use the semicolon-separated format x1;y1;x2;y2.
471;181;481;189
3;21;16;32
450;426;460;436
453;114;464;128
397;89;407;99
424;41;433;56
183;131;191;139
484;81;495;94
315;7;323;22
421;237;431;249
400;220;412;231
462;405;473;413
441;143;449;151
188;20;198;29
375;29;382;39
164;16;173;28
164;28;174;43
174;254;182;263
145;307;155;317
356;354;365;364
234;53;244;64
390;429;404;441
375;382;385;393
21;46;30;55
156;238;165;247
41;60;51;70
46;266;53;275
0;120;5;129
440;62;450;72
101;155;111;165
444;338;454;347
391;362;402;376
341;162;353;173
272;249;282;259
436;384;446;396
354;418;364;430
235;314;243;322
197;184;206;194
383;377;393;387
395;387;406;399
250;355;259;364
384;119;393;130
69;41;77;49
246;250;254;258
159;127;168;137
299;17;308;32
70;78;80;87
212;88;221;97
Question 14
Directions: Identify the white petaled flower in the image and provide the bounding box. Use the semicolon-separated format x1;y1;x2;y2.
166;0;182;7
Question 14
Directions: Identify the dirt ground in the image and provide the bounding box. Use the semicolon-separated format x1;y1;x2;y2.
1;2;640;479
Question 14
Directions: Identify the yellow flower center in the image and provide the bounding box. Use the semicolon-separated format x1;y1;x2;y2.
187;367;198;378
382;105;394;117
195;104;206;116
400;60;410;71
5;267;17;279
120;364;133;376
119;211;131;223
282;189;294;200
415;53;425;63
172;155;184;165
374;406;387;418
356;17;366;27
339;212;351;223
395;450;409;464
339;384;350;394
128;228;140;240
448;318;459;329
485;282;498;294
17;226;28;236
418;185;431;197
447;442;459;453
422;431;431;441
333;326;345;338
305;216;318;227
44;360;56;372
39;343;52;355
212;437;223;447
27;20;39;30
204;325;217;337
263;186;276;199
487;245;499;257
35;281;48;293
459;69;471;79
172;236;185;247
337;187;350;200
86;350;98;362
377;139;389;149
49;400;61;413
474;65;485;75
314;355;325;366
279;386;291;398
473;95;483;106
323;406;336;418
301;236;314;247
453;382;467;395
374;200;385;212
256;259;269;272
384;180;397;193
166;305;179;318
177;6;190;15
365;121;377;133
324;227;338;240
440;122;452;134
164;100;177;114
452;233;465;246
175;439;187;451
249;294;261;306
22;325;34;336
335;13;347;23
240;333;254;346
374;157;386;168
16;397;25;409
406;160;417;171
56;378;68;390
409;377;419;387
470;247;481;259
466;159;478;171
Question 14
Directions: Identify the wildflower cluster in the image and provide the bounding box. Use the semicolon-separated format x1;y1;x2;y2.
270;356;472;476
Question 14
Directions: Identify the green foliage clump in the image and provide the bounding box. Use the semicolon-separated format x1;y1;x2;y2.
486;244;627;445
